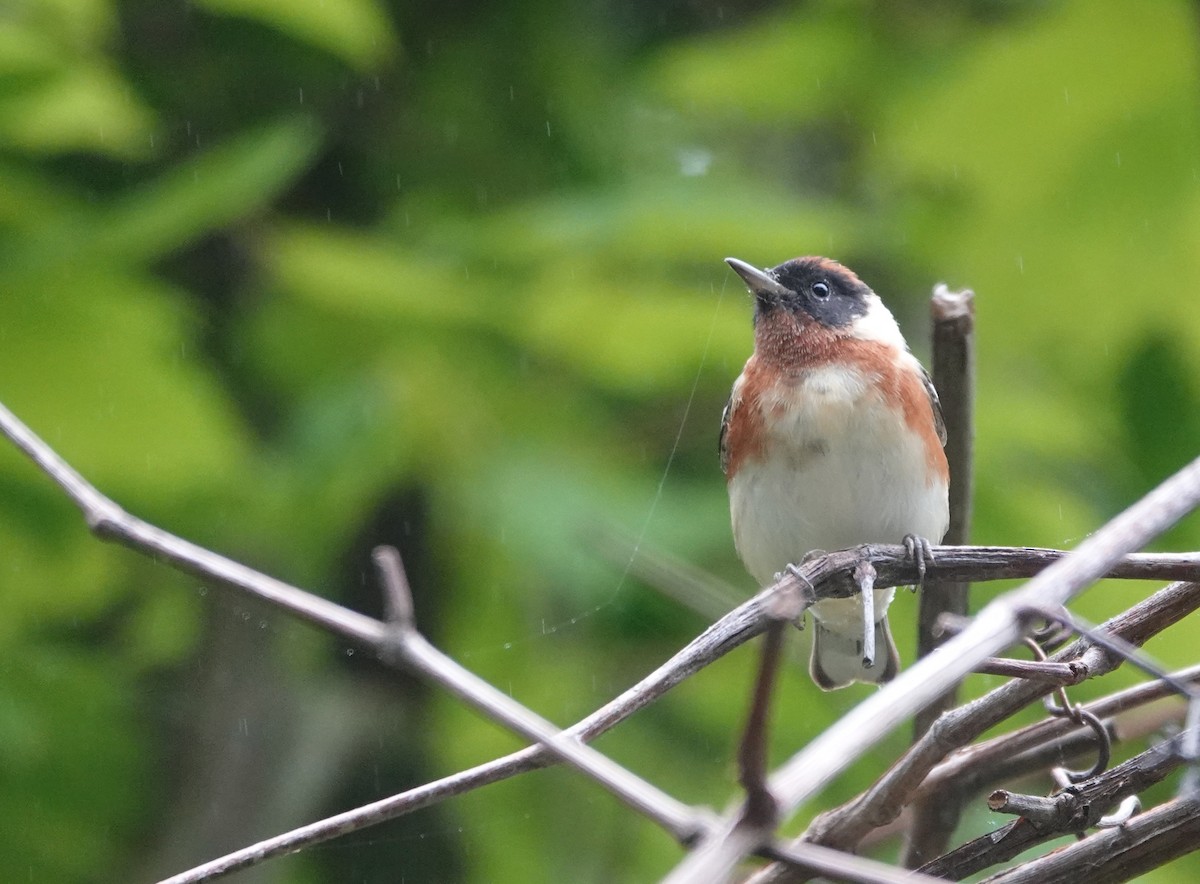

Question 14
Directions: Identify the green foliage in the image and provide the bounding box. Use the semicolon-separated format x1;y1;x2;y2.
196;0;396;70
1;0;1199;881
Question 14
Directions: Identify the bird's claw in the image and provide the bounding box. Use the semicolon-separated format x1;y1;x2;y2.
903;534;935;591
779;560;823;630
781;552;824;588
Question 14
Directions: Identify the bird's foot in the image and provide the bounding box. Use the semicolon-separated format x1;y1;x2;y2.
779;550;825;587
779;555;825;630
902;533;936;591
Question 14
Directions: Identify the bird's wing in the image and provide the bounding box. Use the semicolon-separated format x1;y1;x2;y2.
718;394;734;475
920;365;948;447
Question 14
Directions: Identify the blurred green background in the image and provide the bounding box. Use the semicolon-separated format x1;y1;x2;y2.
2;0;1199;881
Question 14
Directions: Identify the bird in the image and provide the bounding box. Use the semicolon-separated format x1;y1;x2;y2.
720;255;949;690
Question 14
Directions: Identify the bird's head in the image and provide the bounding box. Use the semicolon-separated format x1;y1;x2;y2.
725;256;906;353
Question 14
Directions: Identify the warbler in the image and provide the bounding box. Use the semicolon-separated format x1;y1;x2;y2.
721;256;949;689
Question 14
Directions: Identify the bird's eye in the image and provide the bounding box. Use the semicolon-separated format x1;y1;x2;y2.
811;281;830;299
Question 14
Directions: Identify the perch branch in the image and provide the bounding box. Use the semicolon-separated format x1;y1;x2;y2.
671;451;1200;884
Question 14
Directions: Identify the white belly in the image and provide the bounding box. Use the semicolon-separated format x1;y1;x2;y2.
728;366;948;627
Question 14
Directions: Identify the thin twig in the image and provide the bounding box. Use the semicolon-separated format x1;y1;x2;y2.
365;547;707;843
927;283;976;558
762;841;947;884
372;546;415;630
986;789;1068;825
393;630;706;841
738;621;786;830
974;658;1084;683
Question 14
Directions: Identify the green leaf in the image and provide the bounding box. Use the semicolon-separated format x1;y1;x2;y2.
0;272;250;500
12;0;116;47
197;0;397;70
263;223;489;325
646;4;873;121
94;118;322;262
0;61;156;158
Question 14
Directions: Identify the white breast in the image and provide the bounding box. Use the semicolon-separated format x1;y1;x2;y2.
728;363;948;600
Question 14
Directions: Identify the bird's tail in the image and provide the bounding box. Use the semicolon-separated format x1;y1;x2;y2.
809;618;900;691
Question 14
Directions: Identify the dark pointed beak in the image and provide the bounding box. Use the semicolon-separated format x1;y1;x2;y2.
725;257;790;300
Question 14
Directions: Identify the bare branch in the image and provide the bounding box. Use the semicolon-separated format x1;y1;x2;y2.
974;658;1083;683
674;451;1200;883
927;285;976;558
922;663;1200;798
763;841;947;884
858;545;1200;586
794;582;1200;854
907;284;975;866
914;284;976;658
920;730;1196;879
737;621;787;831
4;399;1199;883
156;585;781;883
986;789;1067;825
0;401;388;647
980;796;1200;884
391;626;707;842
372;545;415;630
